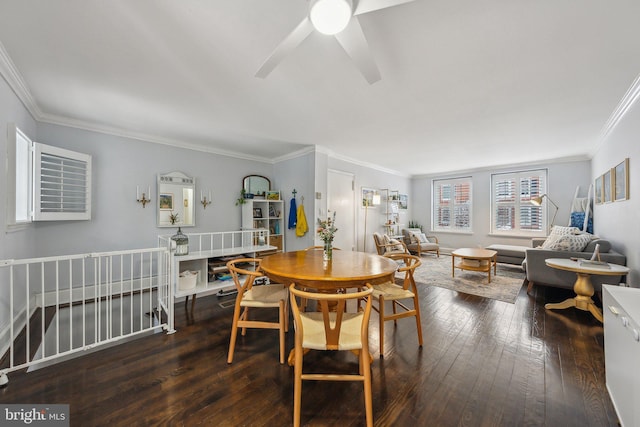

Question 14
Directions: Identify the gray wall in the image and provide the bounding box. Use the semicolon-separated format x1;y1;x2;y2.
411;160;592;251
591;101;640;287
31;123;273;256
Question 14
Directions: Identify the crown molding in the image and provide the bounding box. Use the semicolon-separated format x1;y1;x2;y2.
597;72;640;147
411;154;591;180
320;146;409;178
271;145;317;163
37;112;276;164
0;41;43;120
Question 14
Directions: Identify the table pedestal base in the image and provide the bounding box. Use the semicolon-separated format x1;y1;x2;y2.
544;272;603;322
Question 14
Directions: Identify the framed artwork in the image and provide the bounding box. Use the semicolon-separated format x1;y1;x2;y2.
603;170;612;203
399;194;408;210
614;158;629;201
266;191;280;200
253;207;263;218
269;204;276;217
594;175;603;205
159;193;173;210
361;187;377;207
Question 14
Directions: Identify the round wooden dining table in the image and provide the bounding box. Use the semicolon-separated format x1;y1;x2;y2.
260;249;398;290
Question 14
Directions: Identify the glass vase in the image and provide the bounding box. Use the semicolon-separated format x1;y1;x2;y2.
323;239;333;261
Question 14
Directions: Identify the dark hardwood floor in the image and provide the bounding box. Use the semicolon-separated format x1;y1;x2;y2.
0;279;618;426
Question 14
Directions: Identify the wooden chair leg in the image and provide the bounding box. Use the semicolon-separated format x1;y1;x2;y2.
414;294;423;347
526;280;534;294
362;346;373;427
379;296;385;358
227;307;241;364
293;343;304;427
279;300;285;364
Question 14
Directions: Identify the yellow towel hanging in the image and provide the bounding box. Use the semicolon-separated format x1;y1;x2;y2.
296;197;308;237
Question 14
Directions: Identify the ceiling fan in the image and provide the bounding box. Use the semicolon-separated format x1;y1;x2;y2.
255;0;415;84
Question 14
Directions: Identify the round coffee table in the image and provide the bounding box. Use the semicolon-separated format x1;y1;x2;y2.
451;248;498;283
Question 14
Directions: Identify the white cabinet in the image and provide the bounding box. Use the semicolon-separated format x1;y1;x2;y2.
603;285;640;427
241;198;285;252
159;230;276;300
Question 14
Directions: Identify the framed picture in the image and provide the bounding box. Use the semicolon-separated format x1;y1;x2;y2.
269;204;276;217
253;207;263;218
594;175;603;205
361;187;377;207
614;158;629;201
603;170;612;203
398;194;408;210
266;191;280;200
159;193;173;210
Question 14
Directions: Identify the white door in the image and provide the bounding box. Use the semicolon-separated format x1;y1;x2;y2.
328;170;356;251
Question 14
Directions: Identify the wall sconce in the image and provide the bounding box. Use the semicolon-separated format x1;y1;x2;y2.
136;185;151;208
201;190;212;209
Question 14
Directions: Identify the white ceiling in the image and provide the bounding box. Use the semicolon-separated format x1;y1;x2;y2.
1;1;639;176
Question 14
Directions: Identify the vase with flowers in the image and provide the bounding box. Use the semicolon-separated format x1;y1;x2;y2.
317;211;337;261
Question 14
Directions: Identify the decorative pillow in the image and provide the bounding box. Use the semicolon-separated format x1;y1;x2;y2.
417;233;429;243
389;238;405;251
549;225;580;236
542;233;592;252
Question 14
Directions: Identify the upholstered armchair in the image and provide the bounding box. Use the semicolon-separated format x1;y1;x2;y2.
372;232;408;257
401;228;440;257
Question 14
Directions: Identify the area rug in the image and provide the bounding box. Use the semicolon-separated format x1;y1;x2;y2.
409;254;526;304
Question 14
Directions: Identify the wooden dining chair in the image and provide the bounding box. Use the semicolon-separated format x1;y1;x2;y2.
371;253;423;357
289;283;374;427
226;258;289;364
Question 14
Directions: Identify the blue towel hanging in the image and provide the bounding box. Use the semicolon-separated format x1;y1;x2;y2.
288;197;297;229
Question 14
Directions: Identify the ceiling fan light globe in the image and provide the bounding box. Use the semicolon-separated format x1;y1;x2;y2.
309;0;352;35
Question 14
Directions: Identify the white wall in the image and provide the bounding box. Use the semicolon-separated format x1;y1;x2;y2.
412;160;592;251
328;157;411;253
591;101;640;287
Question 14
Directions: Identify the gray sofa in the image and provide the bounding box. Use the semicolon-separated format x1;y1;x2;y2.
523;238;626;293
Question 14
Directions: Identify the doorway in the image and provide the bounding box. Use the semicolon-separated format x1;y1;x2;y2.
328;170;356;251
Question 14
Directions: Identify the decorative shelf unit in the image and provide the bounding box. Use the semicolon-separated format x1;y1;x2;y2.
241;198;285;252
380;189;404;237
158;230;277;300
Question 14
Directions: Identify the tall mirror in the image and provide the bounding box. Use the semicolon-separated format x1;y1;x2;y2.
243;175;270;197
157;171;195;227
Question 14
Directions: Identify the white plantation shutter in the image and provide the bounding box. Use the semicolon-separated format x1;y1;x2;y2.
433;177;472;232
33;142;92;221
492;170;546;235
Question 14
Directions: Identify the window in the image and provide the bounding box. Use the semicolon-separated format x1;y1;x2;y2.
432;177;472;232
7;124;92;224
491;169;547;235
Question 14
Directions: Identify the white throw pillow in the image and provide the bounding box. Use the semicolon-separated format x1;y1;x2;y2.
389;238;405;251
418;233;429;243
549;225;580;236
542;233;592;252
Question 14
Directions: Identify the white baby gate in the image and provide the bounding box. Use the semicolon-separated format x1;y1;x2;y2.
0;247;173;386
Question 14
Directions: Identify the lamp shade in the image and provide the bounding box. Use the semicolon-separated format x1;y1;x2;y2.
531;195;544;206
309;0;352;35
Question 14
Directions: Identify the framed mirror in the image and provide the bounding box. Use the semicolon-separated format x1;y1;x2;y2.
157;171;195;227
243;175;270;198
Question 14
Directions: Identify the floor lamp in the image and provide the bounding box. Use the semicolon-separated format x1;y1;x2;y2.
531;194;558;234
363;193;381;252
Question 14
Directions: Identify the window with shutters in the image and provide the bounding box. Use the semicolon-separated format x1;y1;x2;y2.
491;169;546;236
7;124;92;225
432;177;472;232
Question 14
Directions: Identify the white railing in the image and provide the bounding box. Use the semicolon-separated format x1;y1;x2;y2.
158;229;270;255
0;247;172;386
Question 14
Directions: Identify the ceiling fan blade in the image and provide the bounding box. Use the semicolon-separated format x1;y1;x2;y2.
255;17;315;78
353;0;415;16
334;17;381;84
